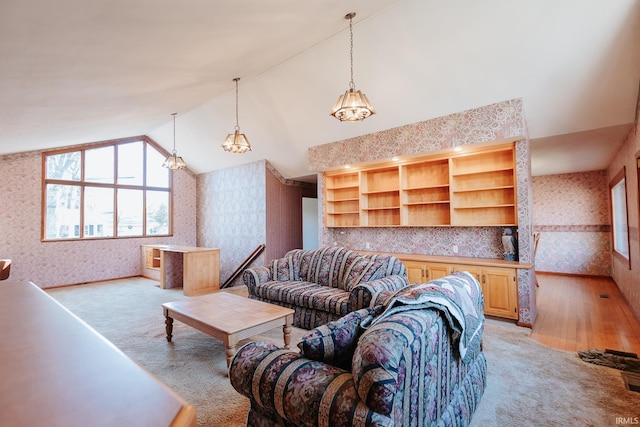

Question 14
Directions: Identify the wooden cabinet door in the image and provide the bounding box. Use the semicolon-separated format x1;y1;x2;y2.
145;247;154;268
482;268;518;319
403;261;451;283
404;261;426;284
426;263;450;281
451;264;482;283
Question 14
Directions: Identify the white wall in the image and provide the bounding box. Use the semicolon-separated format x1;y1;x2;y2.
302;197;319;250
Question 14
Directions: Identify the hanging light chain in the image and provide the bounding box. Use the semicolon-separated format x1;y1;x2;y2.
163;112;186;169
347;12;356;90
172;112;177;152
234;77;240;130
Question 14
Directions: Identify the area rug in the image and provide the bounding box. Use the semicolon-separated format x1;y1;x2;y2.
47;277;640;426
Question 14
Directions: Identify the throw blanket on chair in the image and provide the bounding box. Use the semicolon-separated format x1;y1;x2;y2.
369;271;484;364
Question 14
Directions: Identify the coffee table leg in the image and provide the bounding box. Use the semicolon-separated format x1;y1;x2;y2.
283;314;293;349
165;315;174;342
225;346;236;368
225;334;239;368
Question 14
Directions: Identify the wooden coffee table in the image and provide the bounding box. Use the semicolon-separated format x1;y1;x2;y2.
162;292;294;368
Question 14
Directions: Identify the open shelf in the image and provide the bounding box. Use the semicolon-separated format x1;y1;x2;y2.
402;159;449;188
325;171;361;227
359;167;400;226
451;206;517;226
451;169;514;191
403;186;450;204
452;187;515;208
450;148;514;175
144;247;161;270
362;208;401;227
325;172;359;189
402;203;451;226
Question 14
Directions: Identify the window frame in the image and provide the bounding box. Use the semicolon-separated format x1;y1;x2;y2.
609;166;631;268
637;151;640;252
41;136;174;241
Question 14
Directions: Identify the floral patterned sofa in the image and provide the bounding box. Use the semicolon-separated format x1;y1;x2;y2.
230;271;487;427
243;246;409;329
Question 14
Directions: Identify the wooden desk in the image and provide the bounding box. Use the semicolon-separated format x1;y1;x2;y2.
144;245;220;296
0;281;196;427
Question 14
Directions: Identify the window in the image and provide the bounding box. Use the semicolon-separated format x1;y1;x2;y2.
610;167;630;266
43;137;173;240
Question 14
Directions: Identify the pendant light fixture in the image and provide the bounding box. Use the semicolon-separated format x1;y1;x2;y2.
330;12;375;122
162;113;187;170
221;77;252;154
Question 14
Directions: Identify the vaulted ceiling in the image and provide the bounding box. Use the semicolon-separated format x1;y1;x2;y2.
1;0;638;179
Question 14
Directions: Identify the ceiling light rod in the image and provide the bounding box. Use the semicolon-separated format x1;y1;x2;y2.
162;112;186;170
221;77;252;154
346;12;356;92
330;12;375;122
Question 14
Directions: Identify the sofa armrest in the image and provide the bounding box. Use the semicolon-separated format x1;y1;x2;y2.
229;341;393;427
348;275;409;311
242;266;272;290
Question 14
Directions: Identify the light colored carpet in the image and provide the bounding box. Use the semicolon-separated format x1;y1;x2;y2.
47;277;640;426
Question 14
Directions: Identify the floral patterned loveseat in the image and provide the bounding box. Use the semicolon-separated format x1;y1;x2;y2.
230;271;487;427
243;246;409;329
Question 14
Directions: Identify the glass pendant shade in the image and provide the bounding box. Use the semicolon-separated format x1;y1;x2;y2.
222;77;252;153
330;88;375;121
163;113;186;170
163;152;187;170
221;128;252;154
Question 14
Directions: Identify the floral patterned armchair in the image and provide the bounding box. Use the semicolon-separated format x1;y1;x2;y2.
230;272;487;427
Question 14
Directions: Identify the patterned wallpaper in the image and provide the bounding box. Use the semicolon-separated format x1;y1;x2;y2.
0;147;197;288
309;101;527;171
197;160;267;287
309;98;537;325
532;171;611;276
196;160;312;287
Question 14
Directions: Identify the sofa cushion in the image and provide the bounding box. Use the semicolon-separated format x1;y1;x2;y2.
271;256;295;281
341;257;386;291
250;280;350;316
300;246;360;288
286;249;307;281
364;253;407;277
297;307;380;370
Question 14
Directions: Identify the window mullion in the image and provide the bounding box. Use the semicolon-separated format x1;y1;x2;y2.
113;187;119;238
114;144;119;237
143;142;147;235
79;151;85;238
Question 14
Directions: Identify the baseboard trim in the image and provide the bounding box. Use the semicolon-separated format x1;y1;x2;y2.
44;275;145;289
536;271;610;279
517;320;532;328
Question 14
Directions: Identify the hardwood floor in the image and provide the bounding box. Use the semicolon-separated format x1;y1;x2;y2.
530;273;640;355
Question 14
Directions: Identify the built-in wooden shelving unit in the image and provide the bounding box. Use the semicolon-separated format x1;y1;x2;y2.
324;142;517;228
